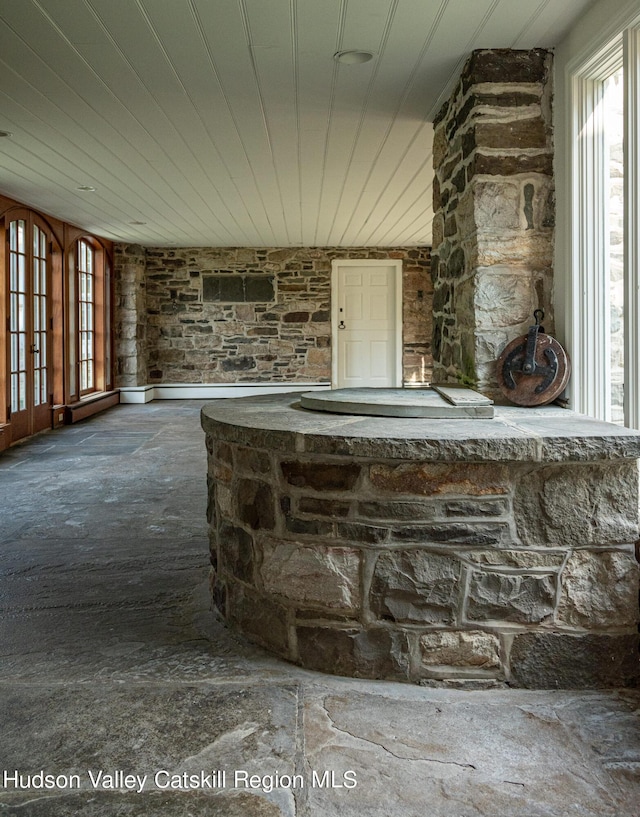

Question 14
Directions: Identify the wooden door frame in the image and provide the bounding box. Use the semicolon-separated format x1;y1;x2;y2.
4;209;57;440
330;259;403;389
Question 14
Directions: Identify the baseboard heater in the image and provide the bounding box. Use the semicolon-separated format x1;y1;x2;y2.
64;390;120;424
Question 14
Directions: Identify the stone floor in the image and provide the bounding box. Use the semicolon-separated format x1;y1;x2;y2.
0;400;638;817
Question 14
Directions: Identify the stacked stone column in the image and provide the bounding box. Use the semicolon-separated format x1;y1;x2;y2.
431;49;555;397
113;244;147;387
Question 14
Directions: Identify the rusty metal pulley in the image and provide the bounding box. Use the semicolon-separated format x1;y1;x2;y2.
496;310;571;406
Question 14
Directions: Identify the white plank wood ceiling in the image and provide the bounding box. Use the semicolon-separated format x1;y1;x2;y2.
0;0;595;247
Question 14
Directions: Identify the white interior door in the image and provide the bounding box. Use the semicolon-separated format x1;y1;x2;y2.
332;260;402;388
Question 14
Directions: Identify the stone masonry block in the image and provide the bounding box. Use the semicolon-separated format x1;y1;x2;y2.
389;522;510;547
473;233;554;270
444;498;508;517
235;478;275;531
466;570;556;624
260;539;360;610
473;181;521;231
357;500;437;522
226;580;290;657
369;462;510;497
557;550;639;629
471;151;553;178
461;49;550;90
298;496;351;518
474;270;535;330
296;626;409;680
471;119;548;151
464;550;564;569
514;462;640;548
282;460;361;491
509;632;639;688
420;630;500;669
370;550;460;624
284;515;333;537
235;446;271;475
219;521;254;584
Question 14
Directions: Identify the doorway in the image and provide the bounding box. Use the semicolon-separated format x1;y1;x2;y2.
7;214;52;441
331;259;402;389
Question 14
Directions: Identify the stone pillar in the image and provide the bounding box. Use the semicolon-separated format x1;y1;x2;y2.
113;243;147;387
431;49;555;397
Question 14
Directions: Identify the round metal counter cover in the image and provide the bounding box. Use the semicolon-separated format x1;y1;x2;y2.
299;387;494;419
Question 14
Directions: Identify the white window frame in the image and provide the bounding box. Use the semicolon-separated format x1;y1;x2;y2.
561;10;640;429
624;27;640;428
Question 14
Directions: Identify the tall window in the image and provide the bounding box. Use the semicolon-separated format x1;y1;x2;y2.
32;223;48;408
604;66;625;424
9;219;27;415
568;26;640;429
78;239;95;394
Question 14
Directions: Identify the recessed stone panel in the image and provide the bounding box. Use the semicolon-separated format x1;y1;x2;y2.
244;275;275;302
202;274;274;303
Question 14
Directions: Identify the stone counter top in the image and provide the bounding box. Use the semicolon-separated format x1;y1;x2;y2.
201;392;640;462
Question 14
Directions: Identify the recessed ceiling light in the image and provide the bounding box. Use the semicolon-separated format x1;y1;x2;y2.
77;185;96;192
333;50;374;64
0;130;13;138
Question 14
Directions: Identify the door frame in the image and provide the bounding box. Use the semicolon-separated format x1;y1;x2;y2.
330;258;403;389
5;209;55;441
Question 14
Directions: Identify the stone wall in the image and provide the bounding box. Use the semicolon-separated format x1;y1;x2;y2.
431;49;555;396
203;394;640;688
113;246;432;386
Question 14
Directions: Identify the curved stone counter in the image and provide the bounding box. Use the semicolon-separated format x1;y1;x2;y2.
201;393;640;688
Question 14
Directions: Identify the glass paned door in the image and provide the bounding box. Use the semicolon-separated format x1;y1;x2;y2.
78;239;95;394
8;217;51;440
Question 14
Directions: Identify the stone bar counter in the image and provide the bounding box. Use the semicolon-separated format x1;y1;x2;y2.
201;393;640;688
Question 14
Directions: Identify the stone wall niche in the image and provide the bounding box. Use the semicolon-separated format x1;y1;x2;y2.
431;49;554;397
